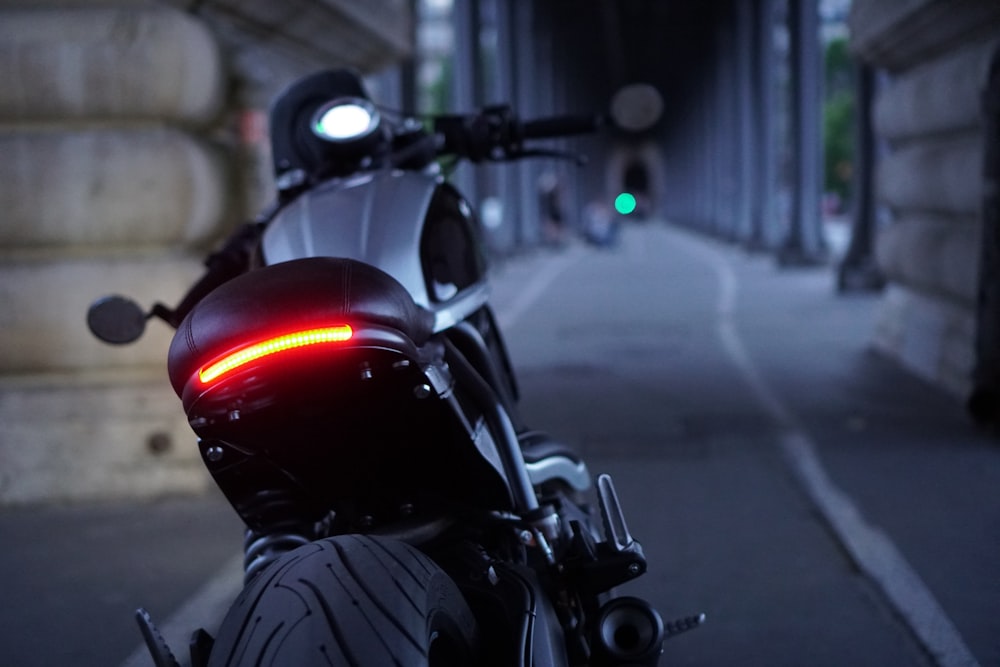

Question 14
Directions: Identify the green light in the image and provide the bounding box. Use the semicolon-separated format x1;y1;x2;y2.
614;192;637;215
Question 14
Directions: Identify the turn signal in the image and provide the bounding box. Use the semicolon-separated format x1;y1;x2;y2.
198;325;354;384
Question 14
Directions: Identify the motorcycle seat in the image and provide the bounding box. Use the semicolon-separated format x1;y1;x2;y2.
167;256;435;397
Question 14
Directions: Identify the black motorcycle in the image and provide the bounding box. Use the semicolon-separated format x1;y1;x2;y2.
88;68;702;666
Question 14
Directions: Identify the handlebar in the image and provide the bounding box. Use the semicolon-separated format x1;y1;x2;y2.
431;106;602;164
521;113;605;140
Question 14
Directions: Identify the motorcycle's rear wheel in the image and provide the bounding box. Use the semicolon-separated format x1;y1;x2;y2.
207;534;479;666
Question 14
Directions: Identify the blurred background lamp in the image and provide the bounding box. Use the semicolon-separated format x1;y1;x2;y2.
610;83;665;133
615;192;637;215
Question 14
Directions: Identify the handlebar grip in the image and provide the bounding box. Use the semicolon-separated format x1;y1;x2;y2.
521;114;604;139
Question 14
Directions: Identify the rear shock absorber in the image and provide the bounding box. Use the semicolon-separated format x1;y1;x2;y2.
239;488;318;582
243;528;311;582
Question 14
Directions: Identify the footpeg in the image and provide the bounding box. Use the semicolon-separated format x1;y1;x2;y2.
664;613;707;638
135;607;181;667
565;473;648;594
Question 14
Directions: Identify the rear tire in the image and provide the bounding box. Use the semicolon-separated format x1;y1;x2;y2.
207;534;479;666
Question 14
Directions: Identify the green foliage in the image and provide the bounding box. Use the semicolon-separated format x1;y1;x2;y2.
824;91;854;202
424;56;453;115
823;37;855;206
824;37;853;97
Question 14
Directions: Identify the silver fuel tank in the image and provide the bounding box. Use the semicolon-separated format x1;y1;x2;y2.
260;170;490;333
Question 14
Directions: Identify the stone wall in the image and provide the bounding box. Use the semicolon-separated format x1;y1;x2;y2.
849;0;1000;396
0;0;412;505
0;4;230;503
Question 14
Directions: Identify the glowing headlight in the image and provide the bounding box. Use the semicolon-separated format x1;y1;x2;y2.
311;98;380;142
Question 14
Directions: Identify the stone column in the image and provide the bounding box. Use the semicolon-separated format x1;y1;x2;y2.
968;47;1000;426
778;0;826;265
836;63;885;292
512;0;544;245
493;0;523;253
850;0;1000;397
449;0;482;206
734;0;758;246
750;0;779;250
713;8;738;239
0;4;230;504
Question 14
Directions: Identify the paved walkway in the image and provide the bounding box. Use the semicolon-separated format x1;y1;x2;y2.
1;220;997;667
489;221;999;666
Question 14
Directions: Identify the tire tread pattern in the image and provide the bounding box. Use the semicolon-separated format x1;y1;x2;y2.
207;535;476;667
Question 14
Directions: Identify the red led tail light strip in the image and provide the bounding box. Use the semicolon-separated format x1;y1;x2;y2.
198;325;354;384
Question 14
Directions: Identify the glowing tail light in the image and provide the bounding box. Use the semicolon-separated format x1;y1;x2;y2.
198;325;353;384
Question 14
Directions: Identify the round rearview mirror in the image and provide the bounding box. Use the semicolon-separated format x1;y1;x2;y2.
610;83;664;133
87;295;147;344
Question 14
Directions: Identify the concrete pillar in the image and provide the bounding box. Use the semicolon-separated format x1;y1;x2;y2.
837;64;886;291
734;0;758;246
450;0;482;206
473;0;514;255
778;0;826;265
850;0;1000;398
0;5;229;504
700;77;716;233
968;46;1000;426
750;0;779;250
713;9;738;239
512;0;543;245
869;40;996;394
494;0;522;253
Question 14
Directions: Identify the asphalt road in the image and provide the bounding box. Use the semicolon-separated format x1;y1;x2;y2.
2;221;997;666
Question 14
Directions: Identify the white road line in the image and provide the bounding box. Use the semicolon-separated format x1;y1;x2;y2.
672;227;980;667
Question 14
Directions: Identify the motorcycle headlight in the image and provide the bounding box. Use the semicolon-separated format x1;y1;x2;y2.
311;98;381;143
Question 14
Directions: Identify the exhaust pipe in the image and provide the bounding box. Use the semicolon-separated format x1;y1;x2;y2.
593;597;665;666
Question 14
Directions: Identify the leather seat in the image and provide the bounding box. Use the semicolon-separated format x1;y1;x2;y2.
167;257;435;397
